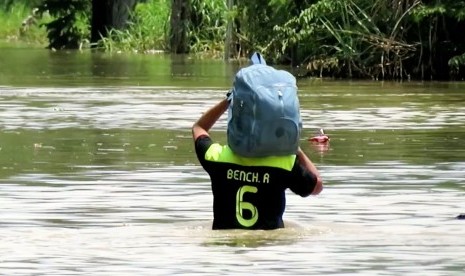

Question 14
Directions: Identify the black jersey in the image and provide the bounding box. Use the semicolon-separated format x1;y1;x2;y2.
195;135;317;230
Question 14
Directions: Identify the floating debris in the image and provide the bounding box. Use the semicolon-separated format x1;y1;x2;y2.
309;128;330;143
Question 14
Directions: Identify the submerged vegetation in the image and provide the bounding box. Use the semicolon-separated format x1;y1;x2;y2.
1;0;465;80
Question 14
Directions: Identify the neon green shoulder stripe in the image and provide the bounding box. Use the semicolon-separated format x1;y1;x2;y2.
205;143;296;171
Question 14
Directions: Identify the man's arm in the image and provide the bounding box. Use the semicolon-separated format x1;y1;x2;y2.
192;99;229;141
296;148;323;195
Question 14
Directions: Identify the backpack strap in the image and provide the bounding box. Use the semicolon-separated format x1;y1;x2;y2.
250;52;267;65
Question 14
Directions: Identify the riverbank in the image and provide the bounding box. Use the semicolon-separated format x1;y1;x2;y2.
2;1;465;81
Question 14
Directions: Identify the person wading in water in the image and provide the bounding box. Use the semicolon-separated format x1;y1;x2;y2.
192;53;323;230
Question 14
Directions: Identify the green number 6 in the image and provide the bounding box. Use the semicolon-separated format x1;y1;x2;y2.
236;185;258;227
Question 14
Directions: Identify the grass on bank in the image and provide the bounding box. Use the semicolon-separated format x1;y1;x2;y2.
100;0;227;58
0;3;48;47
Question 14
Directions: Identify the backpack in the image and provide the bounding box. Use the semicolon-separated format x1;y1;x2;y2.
227;53;302;157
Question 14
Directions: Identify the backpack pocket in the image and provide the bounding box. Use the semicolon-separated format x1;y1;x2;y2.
251;118;300;156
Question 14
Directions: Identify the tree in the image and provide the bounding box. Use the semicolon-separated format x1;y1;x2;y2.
38;0;139;49
37;0;90;50
170;0;191;53
90;0;138;45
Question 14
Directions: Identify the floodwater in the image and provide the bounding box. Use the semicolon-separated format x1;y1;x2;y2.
0;48;464;275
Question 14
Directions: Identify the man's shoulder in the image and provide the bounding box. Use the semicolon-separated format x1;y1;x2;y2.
195;136;298;170
195;134;212;147
194;135;213;159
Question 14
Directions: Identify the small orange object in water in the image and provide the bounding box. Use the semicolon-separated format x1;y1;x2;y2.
309;129;330;143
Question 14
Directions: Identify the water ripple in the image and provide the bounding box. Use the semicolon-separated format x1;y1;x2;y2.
1;87;464;130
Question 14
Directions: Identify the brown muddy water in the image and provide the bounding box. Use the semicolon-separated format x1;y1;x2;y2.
0;48;464;275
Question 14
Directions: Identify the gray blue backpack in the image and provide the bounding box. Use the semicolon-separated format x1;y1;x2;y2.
227;53;302;157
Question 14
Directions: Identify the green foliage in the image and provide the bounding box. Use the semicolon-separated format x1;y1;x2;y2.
448;52;465;74
0;0;43;10
271;0;362;76
37;0;90;49
409;0;465;79
270;0;421;79
189;0;228;58
234;0;294;59
411;3;446;22
0;2;48;45
412;1;465;22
